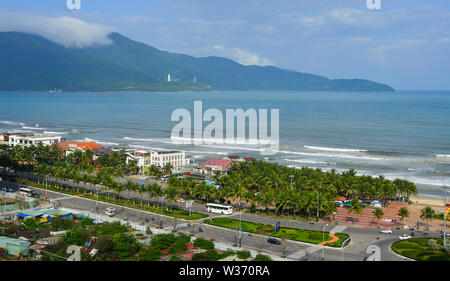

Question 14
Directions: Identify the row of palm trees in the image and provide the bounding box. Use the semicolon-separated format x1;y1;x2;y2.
0;144;420;221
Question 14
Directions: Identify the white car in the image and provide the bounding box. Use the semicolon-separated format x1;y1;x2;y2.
177;199;185;203
398;234;411;240
105;207;116;217
93;219;103;225
380;229;393;234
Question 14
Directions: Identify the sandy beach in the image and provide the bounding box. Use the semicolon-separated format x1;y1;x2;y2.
411;195;446;211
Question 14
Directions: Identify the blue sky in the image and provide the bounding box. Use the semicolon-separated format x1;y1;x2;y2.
1;0;450;90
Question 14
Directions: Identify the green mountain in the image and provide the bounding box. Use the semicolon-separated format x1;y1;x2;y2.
0;32;394;92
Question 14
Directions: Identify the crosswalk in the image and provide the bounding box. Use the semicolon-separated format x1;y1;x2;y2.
287;245;321;260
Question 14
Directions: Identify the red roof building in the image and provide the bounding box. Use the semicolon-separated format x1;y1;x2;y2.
195;158;233;175
52;141;103;157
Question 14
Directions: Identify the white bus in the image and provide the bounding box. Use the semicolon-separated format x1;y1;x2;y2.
19;187;33;197
206;203;233;215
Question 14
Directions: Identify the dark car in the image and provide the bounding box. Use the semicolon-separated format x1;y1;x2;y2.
267;237;281;245
31;192;40;198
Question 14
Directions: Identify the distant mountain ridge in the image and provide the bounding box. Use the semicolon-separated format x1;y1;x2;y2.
0;32;395;92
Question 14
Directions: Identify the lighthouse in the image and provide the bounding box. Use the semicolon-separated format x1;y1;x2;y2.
167;74;171;82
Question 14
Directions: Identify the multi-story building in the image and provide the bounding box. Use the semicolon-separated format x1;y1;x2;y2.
150;151;190;169
8;134;62;147
126;150;191;173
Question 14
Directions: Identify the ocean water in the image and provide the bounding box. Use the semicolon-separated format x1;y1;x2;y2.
0;90;449;198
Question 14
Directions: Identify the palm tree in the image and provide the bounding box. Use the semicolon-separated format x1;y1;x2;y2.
398;207;410;226
163;163;173;176
420;206;436;231
165;186;178;211
348;198;363;224
373;207;384;227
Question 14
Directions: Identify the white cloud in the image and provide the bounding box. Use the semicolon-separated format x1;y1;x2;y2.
436;37;450;43
0;11;115;48
211;45;274;66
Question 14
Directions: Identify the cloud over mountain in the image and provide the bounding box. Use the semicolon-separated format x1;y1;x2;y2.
0;12;114;48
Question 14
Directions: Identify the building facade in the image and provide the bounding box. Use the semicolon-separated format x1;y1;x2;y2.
8;134;62;147
126;150;190;172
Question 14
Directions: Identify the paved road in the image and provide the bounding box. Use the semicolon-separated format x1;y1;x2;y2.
2;171;440;261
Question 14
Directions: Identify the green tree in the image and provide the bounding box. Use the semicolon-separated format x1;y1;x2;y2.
420;206;436;231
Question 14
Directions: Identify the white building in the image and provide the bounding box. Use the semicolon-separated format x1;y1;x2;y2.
167;74;171;82
151;151;190;169
126;150;190;172
8;134;62;147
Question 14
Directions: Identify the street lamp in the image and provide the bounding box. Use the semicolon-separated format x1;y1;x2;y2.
322;224;328;260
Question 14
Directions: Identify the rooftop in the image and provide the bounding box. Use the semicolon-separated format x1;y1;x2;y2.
198;158;233;170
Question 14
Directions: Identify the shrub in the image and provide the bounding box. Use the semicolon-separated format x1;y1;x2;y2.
237;250;251;260
139;247;162;261
96;236;114;254
97;222;128;235
50;217;74;230
24;218;38;231
169;255;182;261
429;239;441;251
192;252;214;261
81;219;93;226
175;233;191;244
151;233;177;250
168;239;188;254
64;227;91;246
193;238;214;250
253;254;273;261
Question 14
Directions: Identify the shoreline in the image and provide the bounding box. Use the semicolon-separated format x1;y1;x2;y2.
411;194;446;210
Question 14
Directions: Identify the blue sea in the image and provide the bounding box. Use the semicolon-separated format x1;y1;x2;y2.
0;90;449;197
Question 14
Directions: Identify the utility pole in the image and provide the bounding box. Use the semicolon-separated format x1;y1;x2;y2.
316;190;320;222
444;186;448;248
322;224;328;260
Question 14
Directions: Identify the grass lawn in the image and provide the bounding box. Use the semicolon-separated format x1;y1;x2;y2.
204;217;349;247
392;238;450;261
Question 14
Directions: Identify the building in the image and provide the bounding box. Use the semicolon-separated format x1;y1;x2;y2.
126;150;191;173
223;155;254;162
0;132;9;145
151;151;190;169
0;236;31;257
125;151;152;170
194;158;233;176
167;74;171;82
52;141;103;157
8;133;62;147
91;146;117;161
16;208;73;223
